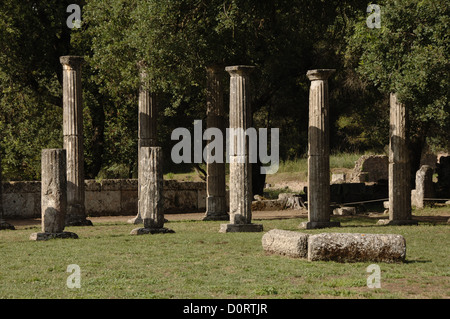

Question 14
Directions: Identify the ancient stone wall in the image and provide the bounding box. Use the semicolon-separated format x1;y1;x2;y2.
350;155;388;183
2;179;208;219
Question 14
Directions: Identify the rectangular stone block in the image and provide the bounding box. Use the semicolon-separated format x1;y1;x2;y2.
307;232;406;263
262;229;309;258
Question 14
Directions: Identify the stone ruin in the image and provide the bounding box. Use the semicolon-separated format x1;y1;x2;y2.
299;69;340;230
411;165;434;209
2;54;446;272
130;147;174;235
30;149;78;241
251;193;305;211
219;66;263;233
262;229;406;263
350;155;388;183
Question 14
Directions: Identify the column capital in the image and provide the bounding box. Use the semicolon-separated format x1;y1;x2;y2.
225;65;255;76
60;56;84;70
306;69;335;81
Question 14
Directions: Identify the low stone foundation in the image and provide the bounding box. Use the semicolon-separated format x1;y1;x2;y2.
2;179;208;219
29;231;79;241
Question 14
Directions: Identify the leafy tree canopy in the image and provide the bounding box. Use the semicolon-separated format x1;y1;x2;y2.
346;0;450;150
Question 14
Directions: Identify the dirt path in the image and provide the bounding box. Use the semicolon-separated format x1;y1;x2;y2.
5;209;309;229
6;209;449;229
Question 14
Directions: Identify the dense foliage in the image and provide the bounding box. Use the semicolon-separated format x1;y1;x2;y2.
0;0;448;180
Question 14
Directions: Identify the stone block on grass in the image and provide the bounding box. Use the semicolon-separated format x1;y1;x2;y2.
307;232;406;263
262;229;309;258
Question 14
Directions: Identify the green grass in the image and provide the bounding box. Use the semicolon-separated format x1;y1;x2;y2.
276;153;364;174
162;153;367;184
0;216;448;299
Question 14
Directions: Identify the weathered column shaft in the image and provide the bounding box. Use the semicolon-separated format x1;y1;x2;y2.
308;78;330;222
204;66;227;220
220;66;262;233
412;165;434;208
41;149;67;233
64;135;84;217
138;69;157;147
229;157;252;224
60;56;89;226
388;93;411;220
139;147;164;229
30;148;78;240
227;66;254;224
128;69;158;225
301;69;339;229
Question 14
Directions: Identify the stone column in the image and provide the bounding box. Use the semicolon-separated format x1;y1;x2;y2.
203;65;228;221
0;151;15;230
30;149;78;240
219;65;262;233
60;56;92;226
300;69;340;229
378;93;417;225
411;165;435;209
130;147;173;235
138;70;158;149
128;67;158;224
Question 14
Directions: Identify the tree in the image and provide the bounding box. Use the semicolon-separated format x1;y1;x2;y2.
0;0;78;180
82;0;361;168
346;0;450;174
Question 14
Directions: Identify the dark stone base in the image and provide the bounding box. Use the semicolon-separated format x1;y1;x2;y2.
298;221;341;229
219;223;263;233
203;212;229;221
130;227;175;235
0;220;15;230
377;219;419;226
66;218;93;227
30;231;79;241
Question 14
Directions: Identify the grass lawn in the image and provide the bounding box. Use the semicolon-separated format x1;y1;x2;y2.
0;215;448;299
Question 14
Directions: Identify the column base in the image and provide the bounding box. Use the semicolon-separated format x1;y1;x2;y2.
203;212;229;221
30;231;79;241
65;218;93;227
0;219;15;230
219;223;263;233
127;215;143;224
377;219;418;226
130;227;175;235
298;221;341;229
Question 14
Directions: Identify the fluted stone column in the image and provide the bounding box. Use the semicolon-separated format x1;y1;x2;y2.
130;147;173;235
378;93;417;225
300;69;340;229
219;65;262;233
60;56;92;226
203;65;228;221
128;67;158;224
0;151;15;230
30;149;78;240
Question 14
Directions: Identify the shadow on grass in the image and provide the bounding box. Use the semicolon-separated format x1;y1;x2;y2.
404;259;432;264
